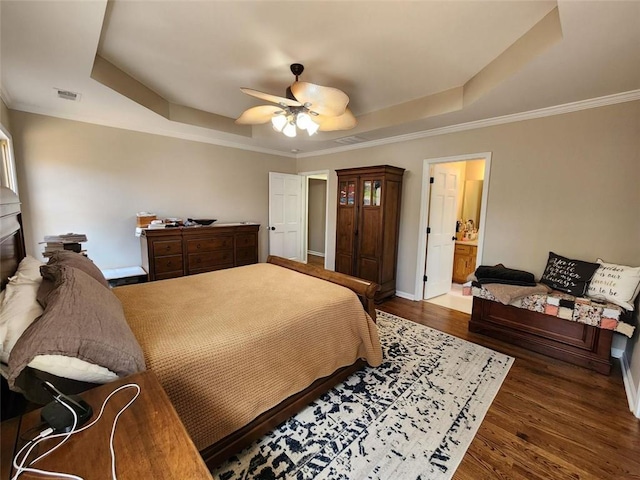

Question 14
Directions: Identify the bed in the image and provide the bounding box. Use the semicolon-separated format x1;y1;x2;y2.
0;187;383;469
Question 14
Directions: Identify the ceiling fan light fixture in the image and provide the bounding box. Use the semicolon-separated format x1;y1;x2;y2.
305;119;320;136
296;112;311;130
238;63;355;138
271;114;287;132
283;122;297;138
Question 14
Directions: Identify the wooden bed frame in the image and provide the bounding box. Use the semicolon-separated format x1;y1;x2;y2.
0;187;380;469
469;296;613;375
0;188;24;291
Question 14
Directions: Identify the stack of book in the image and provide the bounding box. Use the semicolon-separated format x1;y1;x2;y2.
41;233;88;258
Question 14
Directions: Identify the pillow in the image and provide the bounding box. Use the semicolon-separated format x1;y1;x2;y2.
28;355;118;384
0;254;42;351
587;259;640;311
0;281;44;364
8;265;145;393
36;276;56;308
540;252;600;296
44;251;109;288
8;255;45;284
37;252;109;308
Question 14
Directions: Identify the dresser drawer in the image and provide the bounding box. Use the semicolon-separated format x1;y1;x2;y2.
186;236;234;253
153;239;182;256
188;250;234;269
236;246;258;265
154;255;183;274
235;234;257;248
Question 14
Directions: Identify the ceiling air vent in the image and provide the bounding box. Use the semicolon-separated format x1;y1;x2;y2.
54;88;81;102
334;135;367;145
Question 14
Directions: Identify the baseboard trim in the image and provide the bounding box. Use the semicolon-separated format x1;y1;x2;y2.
619;352;639;417
395;290;416;301
307;250;325;257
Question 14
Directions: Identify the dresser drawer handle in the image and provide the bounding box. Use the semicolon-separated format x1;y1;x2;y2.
165;245;171;251
196;243;201;250
166;261;172;267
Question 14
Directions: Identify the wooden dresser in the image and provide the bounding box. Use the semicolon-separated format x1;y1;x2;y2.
335;165;404;300
141;224;259;281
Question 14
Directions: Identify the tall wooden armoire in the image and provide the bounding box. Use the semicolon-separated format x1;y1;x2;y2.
335;165;404;300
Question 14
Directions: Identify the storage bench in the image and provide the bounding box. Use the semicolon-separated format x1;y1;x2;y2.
469;296;614;374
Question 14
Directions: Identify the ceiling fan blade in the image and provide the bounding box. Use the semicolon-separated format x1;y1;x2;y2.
315;108;357;131
240;88;302;107
291;82;349;117
235;105;285;125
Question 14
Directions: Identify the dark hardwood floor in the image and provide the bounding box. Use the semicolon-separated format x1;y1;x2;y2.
307;254;324;267
377;297;640;480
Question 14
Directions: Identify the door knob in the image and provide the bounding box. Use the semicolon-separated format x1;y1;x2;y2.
451;236;456;241
270;226;276;231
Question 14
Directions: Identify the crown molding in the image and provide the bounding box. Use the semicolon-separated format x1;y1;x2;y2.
6;89;639;160
9;103;297;158
297;89;640;158
0;87;13;108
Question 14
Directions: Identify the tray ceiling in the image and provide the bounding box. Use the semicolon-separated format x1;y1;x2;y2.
2;1;639;156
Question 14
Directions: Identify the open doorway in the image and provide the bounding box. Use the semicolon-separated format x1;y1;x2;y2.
268;170;330;268
300;170;330;269
415;153;492;314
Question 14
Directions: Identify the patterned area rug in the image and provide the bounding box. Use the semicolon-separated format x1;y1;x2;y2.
212;311;513;480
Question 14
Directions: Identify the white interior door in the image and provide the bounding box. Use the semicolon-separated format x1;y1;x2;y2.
423;163;460;299
269;172;303;261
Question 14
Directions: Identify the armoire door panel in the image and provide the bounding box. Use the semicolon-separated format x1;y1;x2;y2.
381;180;401;283
336;207;355;254
336;253;354;275
359;208;381;258
358;257;379;283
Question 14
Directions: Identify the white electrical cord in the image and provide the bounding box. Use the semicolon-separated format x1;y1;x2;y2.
12;383;141;480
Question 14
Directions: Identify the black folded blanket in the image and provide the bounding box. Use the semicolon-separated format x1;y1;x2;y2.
474;264;537;287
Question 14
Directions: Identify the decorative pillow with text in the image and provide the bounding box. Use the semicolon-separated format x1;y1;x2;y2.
540;252;599;296
587;259;640;311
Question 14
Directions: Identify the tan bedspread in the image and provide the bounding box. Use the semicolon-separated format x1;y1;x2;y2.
113;263;382;450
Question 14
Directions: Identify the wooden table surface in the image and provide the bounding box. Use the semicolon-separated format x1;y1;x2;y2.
1;370;212;479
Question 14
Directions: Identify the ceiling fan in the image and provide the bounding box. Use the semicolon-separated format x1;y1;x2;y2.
235;63;357;137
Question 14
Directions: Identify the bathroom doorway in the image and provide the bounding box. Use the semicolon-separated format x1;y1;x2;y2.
415;153;491;314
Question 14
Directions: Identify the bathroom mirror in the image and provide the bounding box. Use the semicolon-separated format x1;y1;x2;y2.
462;180;483;227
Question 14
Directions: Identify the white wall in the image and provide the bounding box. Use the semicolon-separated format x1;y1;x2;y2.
11;111;296;268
